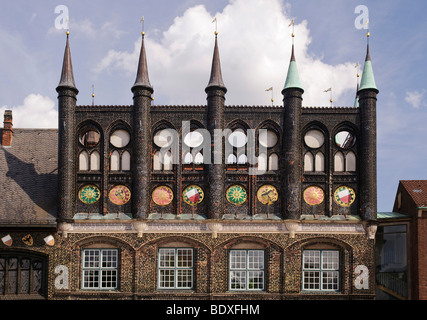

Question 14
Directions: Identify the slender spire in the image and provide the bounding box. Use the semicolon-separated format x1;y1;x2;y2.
358;33;378;92
205;33;227;92
132;32;153;92
57;32;78;92
283;44;303;92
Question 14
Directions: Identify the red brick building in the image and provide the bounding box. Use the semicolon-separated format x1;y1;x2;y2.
392;181;427;299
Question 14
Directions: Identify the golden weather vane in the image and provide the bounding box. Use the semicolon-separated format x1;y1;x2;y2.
363;18;370;42
65;16;70;35
355;61;360;84
324;87;333;106
289;19;295;43
266;87;274;106
212;17;218;35
91;84;95;106
140;16;145;36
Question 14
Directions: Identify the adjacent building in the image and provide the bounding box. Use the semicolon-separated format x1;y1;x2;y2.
376;180;427;300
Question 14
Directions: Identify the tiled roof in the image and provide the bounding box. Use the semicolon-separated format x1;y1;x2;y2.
0;129;58;225
401;180;427;207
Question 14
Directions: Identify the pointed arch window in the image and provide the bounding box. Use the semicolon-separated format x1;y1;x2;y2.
304;128;326;173
79;151;89;171
334;151;345;172
304;152;314;172
333;128;357;173
334;151;357;172
78;127;102;172
226;127;249;171
227;154;237;165
111;151;120;171
154;151;173;171
268;153;279;171
109;128;131;172
122;151;131;171
257;127;279;173
315;152;325;172
346;151;356;172
182;124;207;171
90;151;101;171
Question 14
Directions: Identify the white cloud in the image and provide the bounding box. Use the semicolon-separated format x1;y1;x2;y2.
0;94;57;128
405;89;426;109
95;0;358;107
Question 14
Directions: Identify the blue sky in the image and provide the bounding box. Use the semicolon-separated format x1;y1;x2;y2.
0;0;426;212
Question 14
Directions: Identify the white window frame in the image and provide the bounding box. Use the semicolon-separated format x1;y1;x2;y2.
229;250;265;291
81;249;119;290
302;250;340;292
158;248;194;289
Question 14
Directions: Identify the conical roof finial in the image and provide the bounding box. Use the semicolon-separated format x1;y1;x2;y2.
283;24;303;93
205;31;226;92
57;31;78;92
132;22;153;92
359;31;378;92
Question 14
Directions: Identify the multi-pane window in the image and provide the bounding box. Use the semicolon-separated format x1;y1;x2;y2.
158;248;193;289
0;255;45;297
82;249;118;290
302;250;339;291
229;250;264;291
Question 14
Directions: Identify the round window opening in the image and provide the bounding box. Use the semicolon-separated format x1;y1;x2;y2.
304;130;324;149
110;129;130;148
259;130;278;148
228;129;247;148
335;131;356;149
184;131;204;148
79;130;100;148
154;129;174;148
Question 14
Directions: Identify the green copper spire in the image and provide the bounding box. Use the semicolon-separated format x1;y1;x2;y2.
283;44;303;92
359;44;378;92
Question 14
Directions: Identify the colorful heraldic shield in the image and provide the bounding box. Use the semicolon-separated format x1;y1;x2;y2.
226;185;247;205
257;185;279;205
183;185;204;206
152;186;174;206
109;185;131;205
303;186;325;206
334;186;356;207
79;185;101;204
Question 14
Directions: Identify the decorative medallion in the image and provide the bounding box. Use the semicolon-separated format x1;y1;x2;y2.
152;186;174;206
183;185;204;206
109;185;131;205
257;185;279;205
334;186;356;207
79;185;101;204
226;185;247;205
303;186;325;206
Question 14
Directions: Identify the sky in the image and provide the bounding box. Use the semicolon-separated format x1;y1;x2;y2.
0;0;426;212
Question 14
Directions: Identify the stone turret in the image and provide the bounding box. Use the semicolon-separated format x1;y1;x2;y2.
56;32;78;223
358;42;379;221
281;43;304;219
205;33;227;219
131;32;153;219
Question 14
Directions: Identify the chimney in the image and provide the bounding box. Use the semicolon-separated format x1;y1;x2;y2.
2;110;13;147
